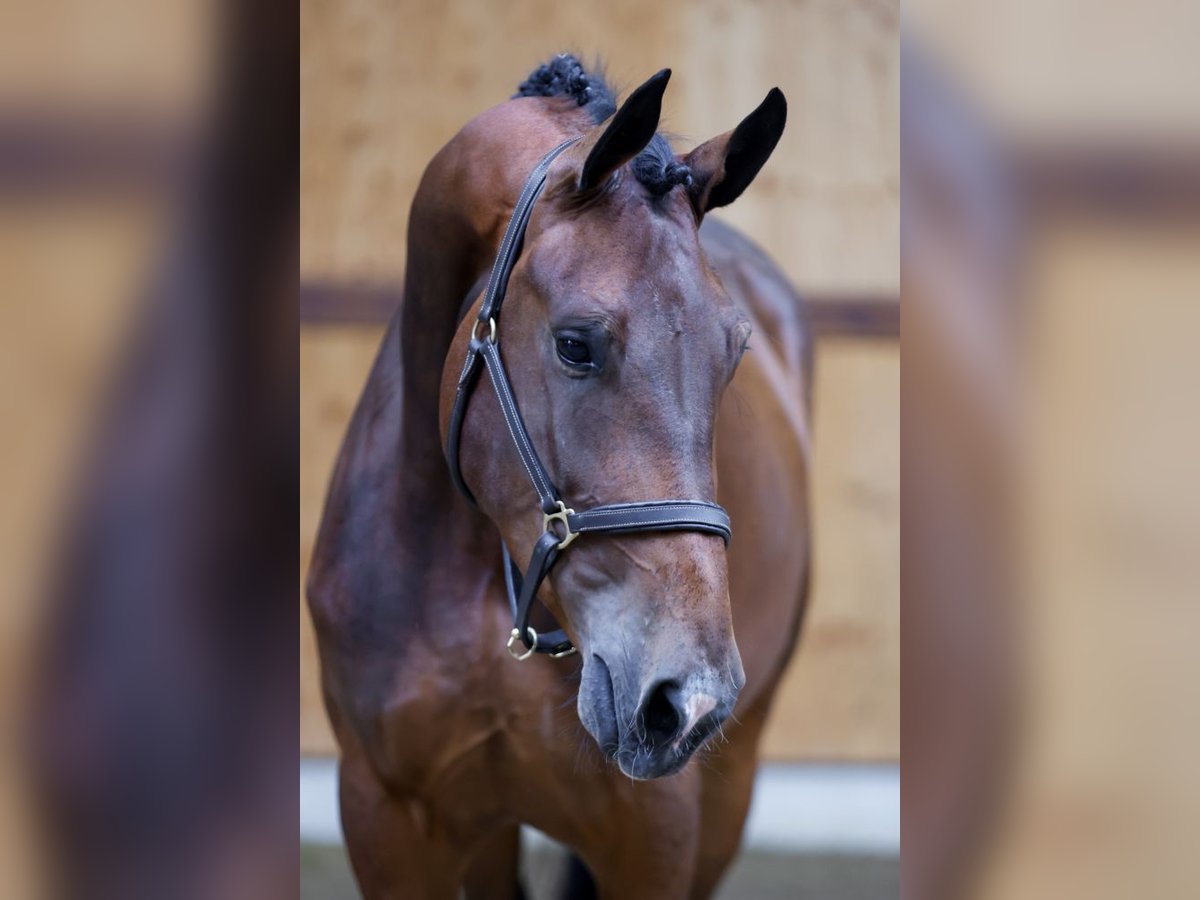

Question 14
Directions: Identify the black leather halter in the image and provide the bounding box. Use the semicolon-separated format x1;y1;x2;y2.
446;138;732;660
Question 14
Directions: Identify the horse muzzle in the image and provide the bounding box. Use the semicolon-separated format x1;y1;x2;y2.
578;651;743;780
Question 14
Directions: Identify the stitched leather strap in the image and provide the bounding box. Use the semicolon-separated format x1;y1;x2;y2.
500;500;730;655
479;339;560;514
568;501;731;544
447;137;580;506
503;535;572;655
479;138;581;323
446;341;484;504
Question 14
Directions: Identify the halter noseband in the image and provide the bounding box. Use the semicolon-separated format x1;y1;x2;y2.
445;138;732;660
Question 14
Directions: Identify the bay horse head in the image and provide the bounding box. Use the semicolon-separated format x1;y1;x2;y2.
440;63;786;779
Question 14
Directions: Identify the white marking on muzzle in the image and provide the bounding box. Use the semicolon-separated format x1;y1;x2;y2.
673;693;718;750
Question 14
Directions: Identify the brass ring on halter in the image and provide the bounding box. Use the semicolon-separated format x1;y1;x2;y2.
473;317;497;344
506;627;537;661
543;500;578;550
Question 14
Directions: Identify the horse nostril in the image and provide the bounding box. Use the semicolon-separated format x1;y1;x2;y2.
640;680;684;745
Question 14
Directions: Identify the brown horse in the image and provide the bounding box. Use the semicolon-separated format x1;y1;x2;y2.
308;55;811;899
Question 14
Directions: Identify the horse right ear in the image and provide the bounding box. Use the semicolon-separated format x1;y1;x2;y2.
684;88;787;217
577;68;671;192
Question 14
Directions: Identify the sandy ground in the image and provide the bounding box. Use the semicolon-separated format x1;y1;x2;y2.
301;843;899;899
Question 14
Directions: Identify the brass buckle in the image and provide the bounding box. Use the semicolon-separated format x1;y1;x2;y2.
473;316;497;344
543;500;578;550
506;627;537;661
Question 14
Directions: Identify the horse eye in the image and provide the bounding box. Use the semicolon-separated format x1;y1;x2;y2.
556;336;592;367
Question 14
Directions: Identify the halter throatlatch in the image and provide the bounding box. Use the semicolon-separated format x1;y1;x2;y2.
446;138;732;659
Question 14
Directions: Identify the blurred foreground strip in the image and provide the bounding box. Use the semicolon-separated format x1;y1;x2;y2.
0;0;296;897
903;6;1200;898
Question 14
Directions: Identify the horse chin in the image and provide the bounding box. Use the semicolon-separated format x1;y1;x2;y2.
615;745;691;781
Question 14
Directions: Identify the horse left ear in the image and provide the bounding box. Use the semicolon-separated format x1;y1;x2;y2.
684;88;787;216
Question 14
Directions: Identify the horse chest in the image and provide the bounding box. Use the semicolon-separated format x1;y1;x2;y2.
382;647;589;794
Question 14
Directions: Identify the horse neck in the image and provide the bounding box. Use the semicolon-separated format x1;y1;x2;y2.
310;107;580;641
396;186;486;482
396;105;579;503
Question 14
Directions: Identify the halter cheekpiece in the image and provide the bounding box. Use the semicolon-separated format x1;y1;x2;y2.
446;138;732;659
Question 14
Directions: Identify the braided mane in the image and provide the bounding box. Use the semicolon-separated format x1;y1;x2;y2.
515;53;693;197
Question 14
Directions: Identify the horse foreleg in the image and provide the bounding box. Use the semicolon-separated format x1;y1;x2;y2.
462;823;526;900
572;770;702;900
338;752;462;900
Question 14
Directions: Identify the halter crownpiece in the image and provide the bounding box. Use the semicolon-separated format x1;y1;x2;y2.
446;137;732;659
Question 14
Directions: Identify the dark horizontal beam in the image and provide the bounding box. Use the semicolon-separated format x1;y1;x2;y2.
298;281;403;325
1018;143;1200;218
298;281;900;340
5;109;1200;220
0;111;193;193
805;295;900;339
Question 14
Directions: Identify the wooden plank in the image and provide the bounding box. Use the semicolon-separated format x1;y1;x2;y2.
760;339;900;761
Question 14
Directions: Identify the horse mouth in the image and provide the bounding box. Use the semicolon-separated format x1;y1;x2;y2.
616;713;721;780
582;654;620;757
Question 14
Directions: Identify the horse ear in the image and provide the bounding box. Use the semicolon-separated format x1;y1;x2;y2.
578;68;671;192
684;88;787;216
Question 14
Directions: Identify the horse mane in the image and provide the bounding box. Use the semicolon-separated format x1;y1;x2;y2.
515;53;693;197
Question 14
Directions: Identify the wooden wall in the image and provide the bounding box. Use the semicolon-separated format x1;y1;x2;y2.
300;0;900;761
